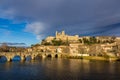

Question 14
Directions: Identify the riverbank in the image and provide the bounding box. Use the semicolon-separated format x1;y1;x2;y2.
61;55;119;61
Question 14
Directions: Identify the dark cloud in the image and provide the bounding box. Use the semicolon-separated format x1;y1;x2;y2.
1;0;120;37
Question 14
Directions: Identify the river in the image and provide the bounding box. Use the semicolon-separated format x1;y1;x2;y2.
0;58;120;80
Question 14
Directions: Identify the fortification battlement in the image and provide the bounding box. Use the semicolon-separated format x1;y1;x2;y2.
46;31;79;42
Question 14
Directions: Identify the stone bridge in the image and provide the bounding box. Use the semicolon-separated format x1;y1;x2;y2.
0;52;62;61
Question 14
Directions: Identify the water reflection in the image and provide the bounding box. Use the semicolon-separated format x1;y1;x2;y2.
0;59;120;80
0;56;7;62
25;56;31;61
12;56;21;61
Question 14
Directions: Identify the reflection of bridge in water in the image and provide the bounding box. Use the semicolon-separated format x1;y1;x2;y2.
0;52;62;61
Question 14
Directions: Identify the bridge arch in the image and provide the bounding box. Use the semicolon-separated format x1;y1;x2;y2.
0;56;7;62
25;55;32;61
47;54;52;58
55;54;58;58
12;55;21;61
35;54;42;60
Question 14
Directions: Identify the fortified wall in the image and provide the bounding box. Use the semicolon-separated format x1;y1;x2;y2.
45;31;79;42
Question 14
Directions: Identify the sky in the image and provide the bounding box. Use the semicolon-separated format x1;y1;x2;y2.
0;0;120;46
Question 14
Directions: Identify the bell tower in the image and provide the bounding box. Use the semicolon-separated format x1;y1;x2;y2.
62;30;65;35
56;31;58;37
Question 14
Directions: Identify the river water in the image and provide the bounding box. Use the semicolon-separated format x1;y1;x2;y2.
0;58;120;80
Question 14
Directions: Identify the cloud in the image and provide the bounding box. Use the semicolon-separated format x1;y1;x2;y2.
1;0;120;37
0;8;15;19
24;22;48;40
36;35;44;40
25;22;45;34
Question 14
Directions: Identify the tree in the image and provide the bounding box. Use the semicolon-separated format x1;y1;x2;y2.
111;36;116;40
52;39;62;46
0;43;9;52
79;39;82;43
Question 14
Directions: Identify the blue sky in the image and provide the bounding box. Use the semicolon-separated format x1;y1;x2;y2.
1;0;120;46
0;18;39;46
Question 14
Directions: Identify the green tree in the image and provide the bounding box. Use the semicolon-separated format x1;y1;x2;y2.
79;39;82;43
52;39;62;46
